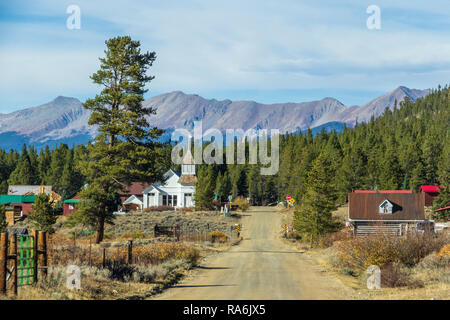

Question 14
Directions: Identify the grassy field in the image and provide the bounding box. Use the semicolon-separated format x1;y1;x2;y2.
2;208;243;300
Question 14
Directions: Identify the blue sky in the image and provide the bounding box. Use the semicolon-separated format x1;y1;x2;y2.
1;0;450;112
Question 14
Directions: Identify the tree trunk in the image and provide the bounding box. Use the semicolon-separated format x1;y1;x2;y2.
95;213;105;244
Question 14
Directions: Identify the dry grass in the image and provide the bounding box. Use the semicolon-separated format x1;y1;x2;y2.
315;229;450;297
335;231;449;271
208;230;228;243
48;237;200;267
2;260;192;300
232;196;250;212
143;205;175;213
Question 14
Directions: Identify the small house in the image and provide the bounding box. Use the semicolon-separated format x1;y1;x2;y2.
348;190;429;236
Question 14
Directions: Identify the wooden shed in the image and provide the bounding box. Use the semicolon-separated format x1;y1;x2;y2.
348;191;428;236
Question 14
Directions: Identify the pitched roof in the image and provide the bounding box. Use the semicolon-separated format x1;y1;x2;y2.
178;174;197;185
8;185;52;195
380;199;394;207
164;169;180;178
354;190;413;194
123;195;143;205
182;150;195;165
420;185;444;193
0;195;36;204
121;182;150;195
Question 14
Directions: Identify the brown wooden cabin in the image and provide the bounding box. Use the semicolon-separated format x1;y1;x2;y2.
348;190;431;236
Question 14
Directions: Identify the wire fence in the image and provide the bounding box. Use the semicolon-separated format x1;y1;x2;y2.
46;226;241;268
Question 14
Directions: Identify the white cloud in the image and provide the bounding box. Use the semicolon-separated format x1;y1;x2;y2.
1;0;450;111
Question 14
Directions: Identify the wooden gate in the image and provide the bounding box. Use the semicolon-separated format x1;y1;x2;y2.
0;231;47;295
17;235;36;286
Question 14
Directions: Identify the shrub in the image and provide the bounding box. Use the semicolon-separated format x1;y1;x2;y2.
416;252;450;270
143;206;175;213
415;252;450;283
232;196;250;212
380;263;423;288
209;230;228;243
318;230;352;248
336;232;449;271
340;268;358;277
437;243;450;258
120;230;145;239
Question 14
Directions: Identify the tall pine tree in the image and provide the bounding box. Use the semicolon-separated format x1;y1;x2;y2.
73;36;165;243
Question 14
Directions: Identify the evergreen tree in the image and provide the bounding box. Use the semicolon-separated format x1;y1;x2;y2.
0;180;8;195
293;153;339;246
8;144;38;185
74;36;165;243
38;146;51;184
410;160;428;192
0;205;7;232
264;175;278;205
29;194;56;233
44;144;69;190
431;186;450;221
194;166;215;210
59;149;83;199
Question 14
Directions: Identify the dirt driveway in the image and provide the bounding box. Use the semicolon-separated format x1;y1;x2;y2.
153;206;355;300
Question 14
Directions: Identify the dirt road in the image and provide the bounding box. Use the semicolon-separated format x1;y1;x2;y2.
153;207;354;300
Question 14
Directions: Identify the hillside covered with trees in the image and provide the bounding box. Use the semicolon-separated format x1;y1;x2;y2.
0;85;448;211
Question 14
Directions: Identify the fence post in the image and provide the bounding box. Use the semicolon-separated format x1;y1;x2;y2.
127;240;133;265
89;238;92;267
33;230;38;283
102;248;106;268
38;231;47;279
0;232;7;294
9;235;17;296
72;232;76;262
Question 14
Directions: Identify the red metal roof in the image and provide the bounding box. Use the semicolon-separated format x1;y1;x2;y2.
434;206;450;212
122;182;150;195
354;190;413;194
420;185;444;193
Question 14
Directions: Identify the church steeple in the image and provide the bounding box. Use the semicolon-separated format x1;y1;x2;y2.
181;149;195;176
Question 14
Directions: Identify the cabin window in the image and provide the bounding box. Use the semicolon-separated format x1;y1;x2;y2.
379;200;393;214
162;195;168;206
168;195;172;206
69;205;74;210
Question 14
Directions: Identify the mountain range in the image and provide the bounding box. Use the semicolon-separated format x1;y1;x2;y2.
0;86;430;150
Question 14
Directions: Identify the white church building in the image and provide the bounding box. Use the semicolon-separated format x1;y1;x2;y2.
142;151;197;208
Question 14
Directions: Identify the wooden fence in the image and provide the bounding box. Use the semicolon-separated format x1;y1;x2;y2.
0;231;48;296
154;224;181;240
